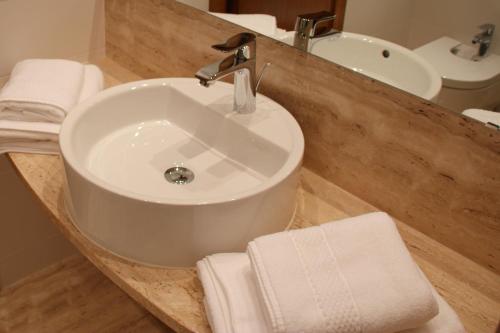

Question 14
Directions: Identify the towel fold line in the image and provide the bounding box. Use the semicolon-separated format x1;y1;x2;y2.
0;59;85;123
0;60;104;155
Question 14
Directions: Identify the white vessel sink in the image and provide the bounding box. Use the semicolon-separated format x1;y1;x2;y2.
281;32;442;100
60;78;304;267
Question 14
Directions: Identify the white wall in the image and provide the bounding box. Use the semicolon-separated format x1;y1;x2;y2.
407;0;500;54
344;0;415;47
0;0;105;288
0;0;105;77
344;0;500;55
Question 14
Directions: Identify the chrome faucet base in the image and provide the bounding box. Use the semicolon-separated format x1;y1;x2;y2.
233;69;256;114
293;11;340;52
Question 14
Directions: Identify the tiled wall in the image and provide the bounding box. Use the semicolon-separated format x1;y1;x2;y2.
0;156;77;289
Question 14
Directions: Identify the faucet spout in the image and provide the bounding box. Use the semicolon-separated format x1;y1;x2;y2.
472;23;495;58
195;54;256;93
195;33;258;113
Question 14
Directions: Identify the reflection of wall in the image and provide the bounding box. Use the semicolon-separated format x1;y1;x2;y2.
344;0;500;55
407;0;500;54
177;0;208;11
344;0;414;47
0;0;105;77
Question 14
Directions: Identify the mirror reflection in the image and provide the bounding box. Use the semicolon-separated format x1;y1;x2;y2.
178;0;500;130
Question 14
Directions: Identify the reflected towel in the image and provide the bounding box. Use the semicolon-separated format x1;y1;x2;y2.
211;13;279;37
247;212;439;333
463;108;500;127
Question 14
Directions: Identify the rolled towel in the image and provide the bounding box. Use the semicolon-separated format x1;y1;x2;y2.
197;253;464;333
0;59;88;123
247;212;439;333
211;13;279;37
0;120;59;155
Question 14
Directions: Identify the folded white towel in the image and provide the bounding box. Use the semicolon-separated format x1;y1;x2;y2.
211;13;279;37
0;61;104;155
272;28;290;41
78;64;104;103
401;286;466;333
0;59;100;123
197;252;464;333
247;212;439;333
197;253;270;333
0;120;59;155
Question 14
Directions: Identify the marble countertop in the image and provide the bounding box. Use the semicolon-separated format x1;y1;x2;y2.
6;59;500;333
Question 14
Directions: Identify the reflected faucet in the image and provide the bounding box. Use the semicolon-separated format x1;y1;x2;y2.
293;11;341;51
195;32;258;114
472;23;495;57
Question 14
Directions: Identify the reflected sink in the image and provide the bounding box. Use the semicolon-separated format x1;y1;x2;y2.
282;32;442;100
59;78;304;267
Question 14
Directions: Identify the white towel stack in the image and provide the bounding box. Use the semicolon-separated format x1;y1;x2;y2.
197;212;466;333
0;59;104;155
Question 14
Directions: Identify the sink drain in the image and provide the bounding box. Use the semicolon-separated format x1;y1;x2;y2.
164;166;194;185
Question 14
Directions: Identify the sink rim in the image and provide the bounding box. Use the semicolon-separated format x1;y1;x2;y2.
310;32;443;100
60;78;305;206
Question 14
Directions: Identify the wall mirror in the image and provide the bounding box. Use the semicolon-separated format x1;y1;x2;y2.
178;0;500;131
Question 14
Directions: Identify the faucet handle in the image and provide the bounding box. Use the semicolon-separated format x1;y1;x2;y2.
212;33;256;52
478;23;495;36
297;11;335;24
295;11;336;37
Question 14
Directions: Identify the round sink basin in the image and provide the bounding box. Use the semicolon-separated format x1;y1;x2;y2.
60;78;304;267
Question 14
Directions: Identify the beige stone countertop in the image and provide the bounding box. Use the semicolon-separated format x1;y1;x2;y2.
7;58;500;333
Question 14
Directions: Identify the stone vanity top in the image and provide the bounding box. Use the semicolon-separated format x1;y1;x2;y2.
6;59;500;333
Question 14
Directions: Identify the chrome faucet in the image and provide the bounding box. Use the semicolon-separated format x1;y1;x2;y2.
472;23;495;57
196;32;257;114
293;11;340;51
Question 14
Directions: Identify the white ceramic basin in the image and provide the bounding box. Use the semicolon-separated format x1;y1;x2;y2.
281;32;442;100
60;78;304;267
